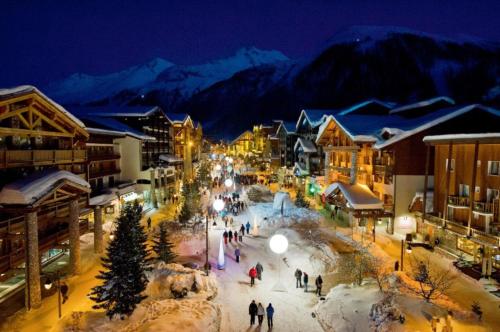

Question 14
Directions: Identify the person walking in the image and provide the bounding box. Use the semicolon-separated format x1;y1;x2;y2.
394;260;399;271
249;300;258;325
223;230;228;245
234;230;238;243
147;217;152;230
60;282;69;303
249;266;257;287
235;247;240;263
315;275;323;296
257;302;265;326
246;221;251;234
303;272;309;292
295;268;303;288
228;230;233;243
266;303;274;329
256;262;263;280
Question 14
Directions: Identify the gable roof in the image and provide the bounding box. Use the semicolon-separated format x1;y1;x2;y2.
338;99;395;116
294;137;317;153
73;105;161;117
77;114;155;140
230;130;254;145
166;112;189;123
296;109;329;129
316;103;500;149
389;96;455;115
324;182;383;210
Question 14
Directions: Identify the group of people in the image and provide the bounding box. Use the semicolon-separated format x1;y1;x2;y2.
248;262;263;286
234;174;258;186
249;300;274;329
294;268;323;296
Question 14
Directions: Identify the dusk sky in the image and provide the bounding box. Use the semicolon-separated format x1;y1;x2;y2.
2;0;500;87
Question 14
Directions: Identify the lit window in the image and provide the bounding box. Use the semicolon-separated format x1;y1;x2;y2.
445;158;455;172
488;161;499;176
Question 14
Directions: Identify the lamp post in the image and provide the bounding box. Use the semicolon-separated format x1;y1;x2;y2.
43;270;62;319
270;234;288;292
400;239;412;271
212;199;225;273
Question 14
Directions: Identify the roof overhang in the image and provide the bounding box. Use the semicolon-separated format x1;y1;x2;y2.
324;182;383;210
423;133;500;145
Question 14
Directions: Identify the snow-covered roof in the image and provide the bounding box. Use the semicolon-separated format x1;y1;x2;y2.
166;112;189;123
337;99;395;116
316;104;500;148
294;137;317;153
423;133;500;144
282;121;296;133
0;85;86;128
230;130;253;145
324;182;383;210
159;154;183;164
76;105;161;117
0;169;90;206
296;109;329;129
389;96;455;115
73;112;155;140
293;162;309;177
89;192;117;207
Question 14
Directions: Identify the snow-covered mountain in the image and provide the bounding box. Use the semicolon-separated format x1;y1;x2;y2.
46;58;174;104
46;47;288;105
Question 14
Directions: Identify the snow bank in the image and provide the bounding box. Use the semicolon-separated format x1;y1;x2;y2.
146;263;217;300
52;299;221;332
245;184;274;202
249;203;321;228
272;191;294;210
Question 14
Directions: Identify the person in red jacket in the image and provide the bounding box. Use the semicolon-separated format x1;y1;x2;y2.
249;266;257;287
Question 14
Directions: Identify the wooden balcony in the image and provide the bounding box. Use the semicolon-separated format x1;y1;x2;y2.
88;153;120;162
473;201;494;214
445;220;468;236
0;149;86;168
448;195;469;207
374;164;393;176
89;168;121;179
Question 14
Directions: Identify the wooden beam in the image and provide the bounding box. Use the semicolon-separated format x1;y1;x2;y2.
17;113;30;129
0;127;74;137
0;106;30;121
0;94;32;107
467;142;479;235
31;108;70;134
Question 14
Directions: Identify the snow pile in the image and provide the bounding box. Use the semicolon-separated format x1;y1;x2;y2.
53;299;221;332
249;203;321;228
315;283;384;332
272;191;294;210
245;184;274;202
146;263;217;301
369;293;404;331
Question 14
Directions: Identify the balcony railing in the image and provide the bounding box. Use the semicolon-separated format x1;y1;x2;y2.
445;220;469;236
89;168;121;178
473;201;494;214
88;153;120;161
448;195;469;207
0;149;86;168
374;164;393;176
470;228;500;247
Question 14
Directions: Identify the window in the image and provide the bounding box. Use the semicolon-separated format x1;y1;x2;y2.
459;184;469;197
487;189;499;203
488;161;499;176
445;158;455;172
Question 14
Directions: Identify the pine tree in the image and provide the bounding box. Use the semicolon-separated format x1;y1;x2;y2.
152;221;176;263
295;190;310;208
90;201;150;319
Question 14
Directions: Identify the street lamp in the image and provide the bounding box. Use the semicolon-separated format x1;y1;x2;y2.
213;199;225;212
44;271;64;319
215;164;222;171
224;178;233;188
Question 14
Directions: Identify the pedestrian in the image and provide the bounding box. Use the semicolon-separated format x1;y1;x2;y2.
147;217;152;230
256;262;263;280
249;300;258;325
223;230;228;245
257;302;265;326
246;221;251;234
239;231;243;242
394;260;399;271
315;275;323;296
228;230;233;243
303;272;309;292
234;230;238;242
249;266;257;287
60;282;69;303
235;247;240;263
295;268;303;288
224;217;228;228
266;303;274;328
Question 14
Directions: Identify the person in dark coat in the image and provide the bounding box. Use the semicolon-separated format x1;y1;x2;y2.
295;269;303;288
228;230;233;243
147;217;152;230
223;230;228;245
245;221;251;234
266;303;274;328
315;275;323;296
235;247;240;263
303;272;309;292
249;300;258;325
60;282;69;303
394;260;399;271
255;262;263;280
234;230;238;243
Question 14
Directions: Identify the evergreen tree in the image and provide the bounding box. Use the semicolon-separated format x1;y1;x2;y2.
295;190;310;208
152;221;176;263
90;201;150;319
196;160;211;187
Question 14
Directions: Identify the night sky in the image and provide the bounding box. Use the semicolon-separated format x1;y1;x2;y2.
1;0;500;88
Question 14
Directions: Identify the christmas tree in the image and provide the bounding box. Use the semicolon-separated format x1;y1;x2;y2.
153;221;176;263
295;190;310;208
90;201;150;319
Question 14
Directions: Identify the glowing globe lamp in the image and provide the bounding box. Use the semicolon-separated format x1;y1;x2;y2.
269;234;288;254
215;164;222;171
224;178;233;188
213;199;225;212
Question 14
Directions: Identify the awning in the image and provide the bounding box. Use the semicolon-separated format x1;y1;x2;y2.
294;137;317;153
324;182;383;210
159;154;183;164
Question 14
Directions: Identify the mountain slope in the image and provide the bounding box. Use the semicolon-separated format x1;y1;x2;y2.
46;58;174;104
